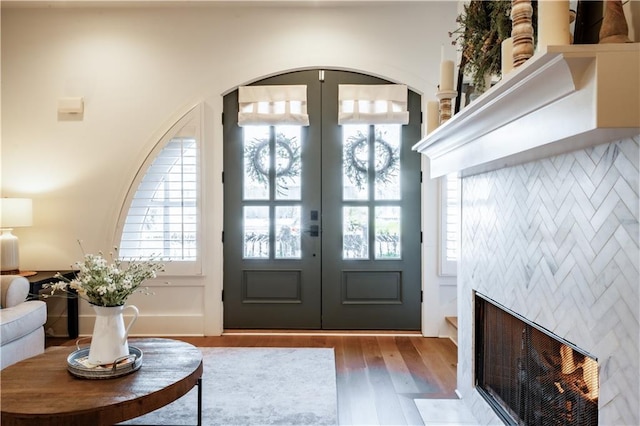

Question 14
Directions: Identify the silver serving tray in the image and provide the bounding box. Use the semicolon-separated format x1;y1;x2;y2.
67;346;143;379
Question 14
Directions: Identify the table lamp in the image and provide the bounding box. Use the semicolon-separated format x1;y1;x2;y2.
1;198;33;275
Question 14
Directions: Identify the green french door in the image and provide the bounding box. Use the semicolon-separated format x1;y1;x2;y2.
223;69;422;329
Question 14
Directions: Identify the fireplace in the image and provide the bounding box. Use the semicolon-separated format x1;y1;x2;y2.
414;46;639;425
475;293;599;425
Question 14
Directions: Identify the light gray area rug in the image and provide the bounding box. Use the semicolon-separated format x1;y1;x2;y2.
121;347;338;426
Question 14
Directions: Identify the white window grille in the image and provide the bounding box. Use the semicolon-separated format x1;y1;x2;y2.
117;107;201;274
238;85;309;126
338;84;409;125
440;173;460;276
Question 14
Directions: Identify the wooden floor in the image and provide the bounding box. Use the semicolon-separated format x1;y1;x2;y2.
48;332;458;425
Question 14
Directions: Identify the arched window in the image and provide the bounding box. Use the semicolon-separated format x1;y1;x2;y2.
116;105;201;274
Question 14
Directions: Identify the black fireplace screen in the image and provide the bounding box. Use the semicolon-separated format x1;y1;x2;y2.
475;294;598;425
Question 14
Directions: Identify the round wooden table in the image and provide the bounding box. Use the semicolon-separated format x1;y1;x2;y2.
1;338;203;426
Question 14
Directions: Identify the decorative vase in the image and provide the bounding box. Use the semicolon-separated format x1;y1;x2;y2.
511;0;534;68
88;304;139;366
599;0;631;43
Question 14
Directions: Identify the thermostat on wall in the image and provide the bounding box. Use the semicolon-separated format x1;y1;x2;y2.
58;97;84;114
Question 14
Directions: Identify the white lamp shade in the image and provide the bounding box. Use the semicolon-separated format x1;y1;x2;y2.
1;198;33;228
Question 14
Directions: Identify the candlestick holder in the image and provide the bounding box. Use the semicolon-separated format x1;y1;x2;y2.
436;90;458;123
511;0;534;68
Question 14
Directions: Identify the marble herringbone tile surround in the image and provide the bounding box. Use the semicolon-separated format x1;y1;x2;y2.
458;136;639;425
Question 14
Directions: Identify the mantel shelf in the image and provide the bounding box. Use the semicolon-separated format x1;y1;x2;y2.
413;44;640;178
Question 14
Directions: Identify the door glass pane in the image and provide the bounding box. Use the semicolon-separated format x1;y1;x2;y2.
375;206;401;259
342;124;369;201
243;126;270;200
243;206;269;258
275;205;301;259
343;206;369;259
275;126;302;200
374;124;401;200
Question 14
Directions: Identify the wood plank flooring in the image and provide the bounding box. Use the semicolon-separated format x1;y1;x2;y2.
48;332;458;425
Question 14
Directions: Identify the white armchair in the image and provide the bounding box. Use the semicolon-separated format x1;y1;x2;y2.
0;275;47;369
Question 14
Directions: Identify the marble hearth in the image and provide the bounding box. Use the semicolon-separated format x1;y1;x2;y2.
415;44;639;425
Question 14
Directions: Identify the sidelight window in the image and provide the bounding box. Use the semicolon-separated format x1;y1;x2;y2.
439;173;460;276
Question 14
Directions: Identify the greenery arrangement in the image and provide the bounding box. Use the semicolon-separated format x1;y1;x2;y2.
449;0;513;92
44;246;164;307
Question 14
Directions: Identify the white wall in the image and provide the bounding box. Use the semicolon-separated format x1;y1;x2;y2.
1;1;460;336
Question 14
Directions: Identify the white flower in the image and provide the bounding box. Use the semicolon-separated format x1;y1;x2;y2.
43;246;164;307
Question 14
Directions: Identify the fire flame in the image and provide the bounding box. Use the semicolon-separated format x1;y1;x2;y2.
560;344;599;401
583;357;599;400
560;344;577;374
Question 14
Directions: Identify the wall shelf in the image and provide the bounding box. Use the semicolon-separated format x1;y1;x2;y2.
413;44;640;178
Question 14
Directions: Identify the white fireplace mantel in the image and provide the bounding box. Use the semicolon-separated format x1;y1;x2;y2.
413;44;640;178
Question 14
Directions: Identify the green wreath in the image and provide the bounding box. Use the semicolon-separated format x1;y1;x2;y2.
344;131;399;190
245;133;301;193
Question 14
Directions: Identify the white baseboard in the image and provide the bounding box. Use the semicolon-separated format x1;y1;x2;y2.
46;314;207;337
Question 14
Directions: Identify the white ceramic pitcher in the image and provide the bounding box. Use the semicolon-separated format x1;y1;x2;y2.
88;304;139;366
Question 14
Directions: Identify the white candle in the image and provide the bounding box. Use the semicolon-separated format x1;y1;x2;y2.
501;37;514;76
537;0;570;51
426;101;439;134
439;60;455;91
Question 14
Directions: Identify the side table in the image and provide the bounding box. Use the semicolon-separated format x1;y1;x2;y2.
27;271;78;339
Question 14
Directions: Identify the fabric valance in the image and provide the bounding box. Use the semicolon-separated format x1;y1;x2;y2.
238;85;309;126
338;84;409;125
